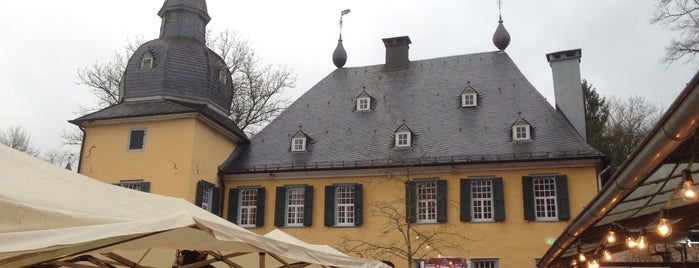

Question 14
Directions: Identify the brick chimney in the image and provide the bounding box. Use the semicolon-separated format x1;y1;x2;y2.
546;49;586;140
382;36;411;72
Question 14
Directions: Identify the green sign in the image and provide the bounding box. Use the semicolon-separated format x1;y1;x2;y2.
546;238;556;245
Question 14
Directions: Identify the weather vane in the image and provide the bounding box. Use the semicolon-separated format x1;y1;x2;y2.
339;9;351;40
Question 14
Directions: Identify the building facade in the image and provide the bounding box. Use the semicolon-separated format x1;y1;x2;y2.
72;1;606;267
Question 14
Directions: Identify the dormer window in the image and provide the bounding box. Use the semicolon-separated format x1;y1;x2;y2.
141;52;153;70
512;117;531;141
291;131;307;152
461;82;478;107
394;125;413;148
355;90;372;111
219;69;228;85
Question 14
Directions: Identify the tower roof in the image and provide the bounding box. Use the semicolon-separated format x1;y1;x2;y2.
332;39;347;68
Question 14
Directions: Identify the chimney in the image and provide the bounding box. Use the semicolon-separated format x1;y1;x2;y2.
382;36;411;72
546;49;586;140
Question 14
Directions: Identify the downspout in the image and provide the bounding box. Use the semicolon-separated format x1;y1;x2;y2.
538;71;699;267
76;125;86;173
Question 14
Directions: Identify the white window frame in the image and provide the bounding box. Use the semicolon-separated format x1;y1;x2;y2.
416;181;437;224
461;92;477;107
200;184;214;212
127;128;147;151
512;124;531;141
335;185;355;226
238;188;258;228
141;53;153;70
533;176;558;221
286;187;305;227
395;131;411;147
471;179;494;222
471;258;499;268
291;137;306;152
119;180;144;191
356;97;371;111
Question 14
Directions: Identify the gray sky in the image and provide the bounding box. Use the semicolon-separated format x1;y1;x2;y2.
0;0;695;156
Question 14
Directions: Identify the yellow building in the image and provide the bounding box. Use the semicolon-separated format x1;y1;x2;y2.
73;1;606;267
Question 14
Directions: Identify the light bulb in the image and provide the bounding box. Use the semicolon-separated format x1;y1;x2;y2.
588;259;599;268
578;252;586;262
606;230;616;243
626;236;637;248
657;218;672;237
681;170;698;202
637;231;647;249
425;245;430;250
603;249;612;261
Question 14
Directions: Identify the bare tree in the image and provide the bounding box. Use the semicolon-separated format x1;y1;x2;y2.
208;30;293;134
43;149;76;171
651;0;699;63
602;95;663;170
1;126;39;156
338;160;473;267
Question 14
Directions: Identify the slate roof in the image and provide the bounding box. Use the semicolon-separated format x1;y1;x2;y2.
69;99;247;141
221;51;602;174
121;38;232;114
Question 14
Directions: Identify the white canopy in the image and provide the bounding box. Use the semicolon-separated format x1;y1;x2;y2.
0;145;389;268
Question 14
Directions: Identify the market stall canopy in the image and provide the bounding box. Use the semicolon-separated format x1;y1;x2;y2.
0;144;390;268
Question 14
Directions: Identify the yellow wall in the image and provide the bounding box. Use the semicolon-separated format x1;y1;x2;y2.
79;117;236;202
225;164;599;268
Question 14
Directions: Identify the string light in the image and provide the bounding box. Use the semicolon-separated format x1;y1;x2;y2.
625;230;637;249
605;227;616;243
587;259;599;268
577;247;586;262
637;229;647;249
657;208;672;238
681;169;698;202
602;247;612;261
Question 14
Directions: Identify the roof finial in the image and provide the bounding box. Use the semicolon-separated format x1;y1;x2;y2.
333;9;351;68
492;0;511;51
339;9;351;41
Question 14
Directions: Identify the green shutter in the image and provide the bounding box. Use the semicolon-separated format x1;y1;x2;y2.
354;184;363;226
195;181;205;207
274;187;286;227
212;187;222;216
555;175;570;220
227;188;240;223
303;185;314;226
325;186;336;227
437;180;447;223
141;182;150;192
256;188;266;227
522;176;535;221
405;181;417;223
460;179;472;222
493;177;505;221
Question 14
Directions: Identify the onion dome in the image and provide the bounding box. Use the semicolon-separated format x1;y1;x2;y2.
492;16;511;51
333;38;347;68
119;0;233;115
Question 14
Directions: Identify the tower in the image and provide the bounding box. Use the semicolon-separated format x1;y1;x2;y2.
70;0;246;214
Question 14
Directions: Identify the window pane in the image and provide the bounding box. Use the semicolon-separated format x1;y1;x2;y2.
533;177;557;220
416;181;437;223
472;179;493;220
336;186;355;225
239;189;258;227
129;130;145;150
201;185;213;212
286;187;305;225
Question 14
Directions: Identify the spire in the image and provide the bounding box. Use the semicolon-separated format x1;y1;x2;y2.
158;0;211;43
333;9;351;68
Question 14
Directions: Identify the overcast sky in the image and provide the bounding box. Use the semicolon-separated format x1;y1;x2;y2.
0;0;696;156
